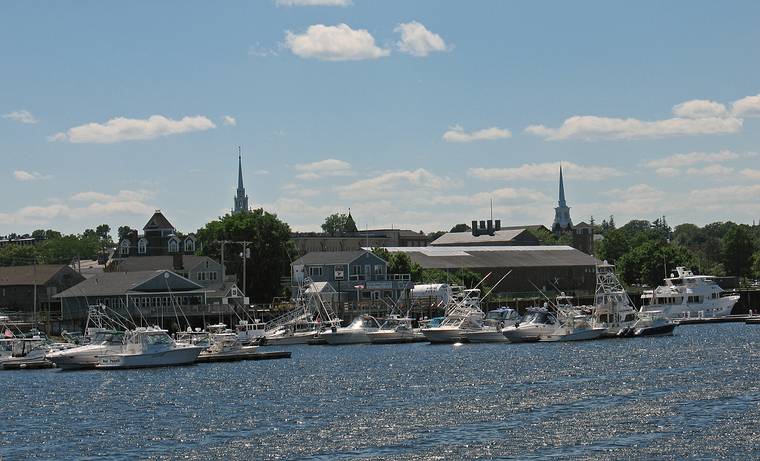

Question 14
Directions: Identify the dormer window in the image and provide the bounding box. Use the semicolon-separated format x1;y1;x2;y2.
120;239;130;256
168;237;179;253
138;238;148;255
184;237;195;253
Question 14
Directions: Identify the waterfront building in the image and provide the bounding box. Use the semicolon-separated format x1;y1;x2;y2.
378;245;597;296
54;270;217;333
552;165;573;234
291;250;411;306
233;153;249;214
291;228;428;255
0;264;86;323
115;210;198;259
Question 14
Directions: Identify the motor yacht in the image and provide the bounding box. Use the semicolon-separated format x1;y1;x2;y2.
321;315;382;345
639;267;739;319
367;315;422;344
96;327;204;369
502;307;559;343
463;307;520;343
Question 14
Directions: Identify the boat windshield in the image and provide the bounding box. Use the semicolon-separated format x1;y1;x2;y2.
144;333;173;345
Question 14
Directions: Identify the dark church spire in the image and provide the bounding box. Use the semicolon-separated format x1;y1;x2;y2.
233;146;249;214
552;164;572;233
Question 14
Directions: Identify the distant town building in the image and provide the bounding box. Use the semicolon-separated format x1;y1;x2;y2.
116;211;198;259
431;220;539;247
291;228;427;255
0;264;86;322
291;250;411;306
0;236;38;248
552;165;573;234
233;153;249;214
572;221;595;255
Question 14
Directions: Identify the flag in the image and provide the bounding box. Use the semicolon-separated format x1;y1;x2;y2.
354;285;364;289
3;329;13;338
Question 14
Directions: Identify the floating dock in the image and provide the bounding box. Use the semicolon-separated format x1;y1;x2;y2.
677;315;752;325
196;350;291;363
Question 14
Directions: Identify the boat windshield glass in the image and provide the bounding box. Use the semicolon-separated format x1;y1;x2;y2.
144;333;173;345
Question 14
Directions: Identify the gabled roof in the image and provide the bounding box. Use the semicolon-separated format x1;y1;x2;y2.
54;270;207;298
292;250;383;266
109;255;218;273
379;246;597;269
0;264;82;286
143;211;175;231
430;229;537;246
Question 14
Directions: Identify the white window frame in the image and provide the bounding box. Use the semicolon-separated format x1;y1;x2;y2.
184;238;195;253
138;238;147;255
120;240;130;256
168;237;179;253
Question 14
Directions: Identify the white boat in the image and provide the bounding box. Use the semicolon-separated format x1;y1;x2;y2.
639;267;739;319
263;278;341;345
502;307;559;343
422;288;484;344
46;330;126;370
96;327;204;369
265;319;325;345
0;337;54;370
235;319;266;345
539;314;606;342
321;315;382;345
367;315;422;344
462;307;520;343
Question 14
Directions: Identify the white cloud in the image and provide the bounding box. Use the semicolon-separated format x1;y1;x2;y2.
732;93;760;117
294;158;352;180
431;187;548;206
525;115;742;141
740;168;760;180
442;125;511;143
2;110;38;124
248;43;278;57
672;99;728;118
50;115;216;144
284;24;390;61
685;164;735;177
222;115;237;126
0;189;155;226
276;0;351;6
337;168;449;198
468;162;624;182
646;150;740;169
13;170;50;181
394;21;449;57
689;184;760;205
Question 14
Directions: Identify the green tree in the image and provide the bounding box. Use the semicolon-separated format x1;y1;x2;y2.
117;226;134;241
450;223;471;233
196;209;293;302
752;252;760;279
617;240;697;286
721;225;755;277
596;229;630;263
321;213;357;236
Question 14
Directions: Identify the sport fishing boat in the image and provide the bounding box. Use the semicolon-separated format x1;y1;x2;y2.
639;267;739;319
539;313;606;342
321;315;382;345
96;327;204;369
46;330;126;370
462;307;520;343
235;319;266;345
263;279;341;345
502;307;559;343
422;288;485;344
367;315;423;344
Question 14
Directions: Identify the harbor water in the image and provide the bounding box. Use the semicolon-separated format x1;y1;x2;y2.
2;323;759;460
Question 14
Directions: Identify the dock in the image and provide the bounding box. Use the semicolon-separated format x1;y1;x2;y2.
676;315;754;325
195;350;291;363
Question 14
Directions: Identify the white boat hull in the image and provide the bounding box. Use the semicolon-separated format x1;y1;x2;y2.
97;346;203;369
366;330;422;344
421;327;465;344
462;329;509;343
502;325;549;343
264;332;318;345
540;328;606;342
47;344;115;370
322;330;371;345
641;295;739;319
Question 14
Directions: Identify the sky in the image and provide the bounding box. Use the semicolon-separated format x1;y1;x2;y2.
2;0;760;237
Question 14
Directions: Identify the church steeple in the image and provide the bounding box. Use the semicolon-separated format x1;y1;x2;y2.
233;147;249;214
552;164;572;233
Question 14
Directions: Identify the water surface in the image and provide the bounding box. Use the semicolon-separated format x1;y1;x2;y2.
1;323;759;460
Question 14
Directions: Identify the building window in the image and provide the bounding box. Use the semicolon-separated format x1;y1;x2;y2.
184;238;195;253
309;266;323;277
209;271;218;281
374;265;385;275
198;272;206;281
168;238;179;253
120;240;130;256
138;238;147;255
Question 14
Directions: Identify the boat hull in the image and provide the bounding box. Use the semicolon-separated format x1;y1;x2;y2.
366;331;424;344
462;329;509;343
540;328;606;342
421;327;465;344
264;332;318;346
97;346;203;369
322;331;371;345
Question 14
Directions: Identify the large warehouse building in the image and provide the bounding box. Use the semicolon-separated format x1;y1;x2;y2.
378;245;598;296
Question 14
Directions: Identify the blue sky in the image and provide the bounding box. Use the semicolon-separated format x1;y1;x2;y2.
2;0;760;236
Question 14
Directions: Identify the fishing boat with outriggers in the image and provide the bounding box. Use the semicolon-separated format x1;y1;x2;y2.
263;278;341;345
96;327;204;369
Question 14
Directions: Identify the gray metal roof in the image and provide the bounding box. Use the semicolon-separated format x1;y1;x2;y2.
292;250;379;266
109;255;216;272
378;246;596;269
0;264;80;286
54;270;206;298
430;229;533;246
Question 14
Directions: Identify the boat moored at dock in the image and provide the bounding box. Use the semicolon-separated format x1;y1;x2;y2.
96;327;204;369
